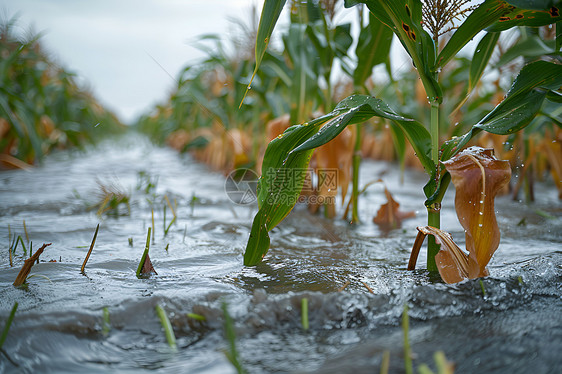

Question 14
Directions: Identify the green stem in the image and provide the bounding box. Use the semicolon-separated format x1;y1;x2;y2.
301;298;309;331
102;307;111;336
155;304;177;350
427;207;440;272
351;125;361;224
430;102;439;164
427;100;441;272
136;227;151;278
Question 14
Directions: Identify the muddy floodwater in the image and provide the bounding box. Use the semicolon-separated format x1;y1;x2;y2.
1;135;561;373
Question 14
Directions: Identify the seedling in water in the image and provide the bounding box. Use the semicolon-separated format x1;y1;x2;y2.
136;228;157;278
13;243;51;287
81;223;100;274
151;209;155;244
222;302;246;374
23;220;28;243
164;195;177;219
94;179;130;217
187;313;206;322
379;350;390;374
155;304;177;350
190;193;198;216
301;298;309;331
0;302;18;349
102;307;111;337
13;235;27;256
402;304;413;374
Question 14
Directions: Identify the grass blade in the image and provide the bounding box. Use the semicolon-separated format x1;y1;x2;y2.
81;223;100;274
102;307;111;336
136;227;153;278
0;302;18;349
402;304;413;374
222;302;245;374
155;304;177;350
301;297;309;331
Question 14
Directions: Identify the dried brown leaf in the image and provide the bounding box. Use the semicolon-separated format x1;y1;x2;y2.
442;147;511;277
13;243;51;287
419;226;482;284
141;253;157;275
373;186;416;229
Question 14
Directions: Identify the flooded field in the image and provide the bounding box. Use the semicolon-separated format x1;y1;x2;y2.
1;135;560;373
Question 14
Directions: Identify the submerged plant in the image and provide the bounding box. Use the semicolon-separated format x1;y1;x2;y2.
222;302;246;374
13;242;51;287
155;304;177;350
242;0;562;282
136;227;156;278
93;179;131;217
409;147;511;283
0;302;18;349
80;223;100;274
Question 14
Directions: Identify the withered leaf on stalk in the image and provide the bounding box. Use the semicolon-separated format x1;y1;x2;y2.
13;243;51;287
408;147;511;283
442;147;511;279
410;226;482;284
373;186;416;230
141;253;157;275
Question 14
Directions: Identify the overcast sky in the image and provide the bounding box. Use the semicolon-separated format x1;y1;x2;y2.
1;0;266;123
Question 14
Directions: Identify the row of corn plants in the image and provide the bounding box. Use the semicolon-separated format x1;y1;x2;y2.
0;16;124;168
136;1;561;282
242;0;562;283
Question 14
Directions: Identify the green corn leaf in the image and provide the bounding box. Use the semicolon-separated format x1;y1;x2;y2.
546;90;562;103
494;37;553;68
290;95;434;176
254;0;286;73
245;117;330;265
345;0;442;103
244;210;272;266
506;0;559;9
241;0;287;106
470;32;501;93
353;12;393;87
437;0;561;69
388;121;407;174
555;21;562;52
244;95;434;265
486;1;562;32
257;115;331;209
333;23;354;58
436;0;512;70
441;60;562;161
452;32;500;113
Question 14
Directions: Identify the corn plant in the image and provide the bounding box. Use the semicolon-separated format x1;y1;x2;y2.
243;0;562;281
0;16;123;167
